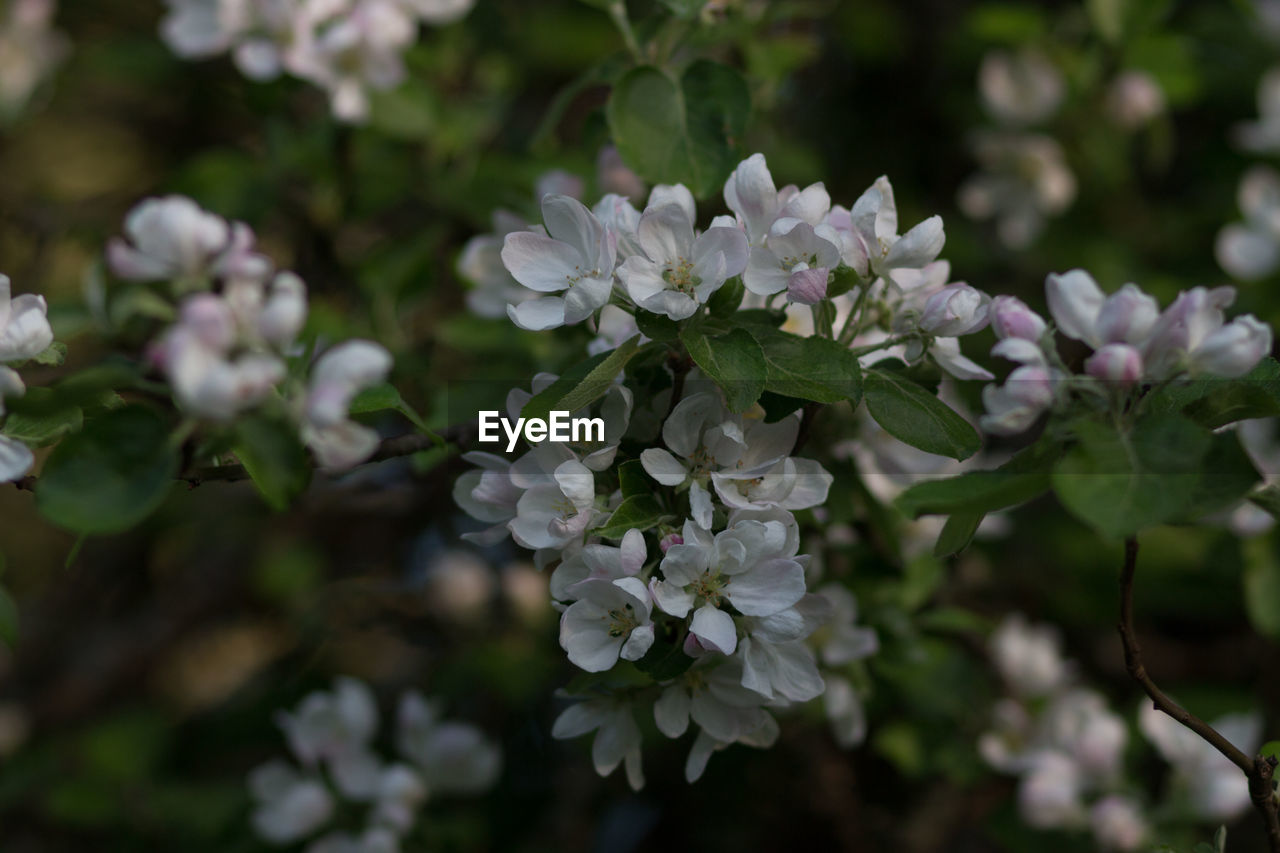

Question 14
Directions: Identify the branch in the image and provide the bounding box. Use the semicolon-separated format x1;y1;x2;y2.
1118;536;1280;851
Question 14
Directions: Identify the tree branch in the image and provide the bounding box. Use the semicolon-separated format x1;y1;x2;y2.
1118;536;1280;850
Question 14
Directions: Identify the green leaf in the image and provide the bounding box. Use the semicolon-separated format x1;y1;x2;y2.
756;391;808;423
705;277;744;317
633;637;694;680
1051;415;1259;539
864;365;980;460
897;470;1049;519
1243;537;1280;641
0;585;16;648
32;341;67;367
522;336;644;422
36;405;179;535
634;310;679;342
2;388;82;447
595;495;668;539
233;415;312;511
617;459;649;498
606;61;750;198
681;326;766;412
349;383;404;415
934;512;984;558
1146;358;1280;429
748;327;863;405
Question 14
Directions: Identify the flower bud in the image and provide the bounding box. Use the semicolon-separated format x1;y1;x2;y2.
991;295;1047;340
1045;269;1105;343
919;283;991;336
787;266;830;305
659;532;683;554
1094;284;1158;344
179;293;236;352
1189;315;1272;378
1085;343;1143;386
258;272;308;348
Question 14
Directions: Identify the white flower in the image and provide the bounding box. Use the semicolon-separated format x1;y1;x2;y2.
617;200;748;320
248;759;336;843
1235;66;1280;154
1140;703;1263;820
367;763;426;834
980;366;1054;436
682;707;778;783
301;340;393;470
978;49;1064;126
841;176;946;281
508;455;595;551
395;691;501;795
651;518;807;654
0;274;53;362
458;210;536;319
723;152;830;247
823;676;867;748
1106;70;1165;130
549;527;645;601
742;218;841;300
1039;689;1127;780
1218;166;1280;281
108;196;265;285
958;132;1075;249
505;373;632;471
453;451;521;545
990;295;1047;341
277;676;380;769
1143;285;1272;379
551;698;645;790
559;576;655;671
653;659;773;745
988;614;1069;699
0;0;69;116
917;282;991;337
1045;270;1159;349
736;595;827;702
1017;751;1087;829
1090;795;1149;851
0;435;33;483
501;194;618;331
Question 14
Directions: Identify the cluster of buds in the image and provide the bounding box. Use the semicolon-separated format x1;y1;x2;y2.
0;273;56;481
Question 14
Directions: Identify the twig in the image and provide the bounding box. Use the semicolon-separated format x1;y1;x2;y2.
1118;536;1280;851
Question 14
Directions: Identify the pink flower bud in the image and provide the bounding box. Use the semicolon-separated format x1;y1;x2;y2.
659;533;683;554
920;283;991;336
787;266;830;305
1085;343;1143;385
178;293;236;352
1094;284;1158;345
1190;315;1273;378
991;295;1047;340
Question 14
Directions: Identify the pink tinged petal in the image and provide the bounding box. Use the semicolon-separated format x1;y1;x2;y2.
0;293;53;360
991;295;1048;341
778;182;831;225
1191;315;1273;377
507;296;566;331
723;153;779;245
726;558;806;616
690;604;738;654
500;231;585;293
654;686;691;738
540;194;605;263
883;215;945;269
107;238;173;281
640;448;687;486
787;266;829;305
919;283;990;336
1095;284;1159;344
1085;343;1143;385
1045;269;1105;343
306;421;381;471
991;337;1047;366
619;528;646;574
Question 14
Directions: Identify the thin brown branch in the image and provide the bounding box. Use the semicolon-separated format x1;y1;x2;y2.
1118;536;1280;850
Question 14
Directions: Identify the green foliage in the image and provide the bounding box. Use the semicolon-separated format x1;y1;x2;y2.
595;494;670;539
522;337;645;421
1;388;83;447
35;406;179;535
863;362;980;460
233;415;313;511
607;60;750;198
748;326;863;406
681;326;766;412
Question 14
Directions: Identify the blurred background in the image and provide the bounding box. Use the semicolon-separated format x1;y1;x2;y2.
1;0;1278;850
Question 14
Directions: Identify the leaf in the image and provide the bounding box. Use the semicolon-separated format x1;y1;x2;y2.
897;470;1049;519
36;405;179;535
1146;358;1280;429
595;495;669;539
1;388;82;447
0;585;16;648
705;276;744;317
522;336;644;422
617;459;649;498
633;637;694;680
756;391;808;423
606;61;750;198
864;364;980;460
681;326;766;412
748;326;863;405
32;341;67;367
233;415;313;511
634;309;679;342
1243;537;1280;641
934;512;983;558
1051;415;1259;539
349;383;404;415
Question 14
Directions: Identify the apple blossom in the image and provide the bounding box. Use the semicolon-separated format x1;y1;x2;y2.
1217;166;1280;281
551;697;645;790
959;132;1076;248
301;339;393;470
978;49;1065;127
559;577;655;671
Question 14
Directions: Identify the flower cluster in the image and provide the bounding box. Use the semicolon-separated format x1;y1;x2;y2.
958;49;1076;249
0;0;68;119
979;269;1272;435
981;614;1265;846
109;195;393;470
248;677;501;852
160;0;474;122
0;272;56;481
